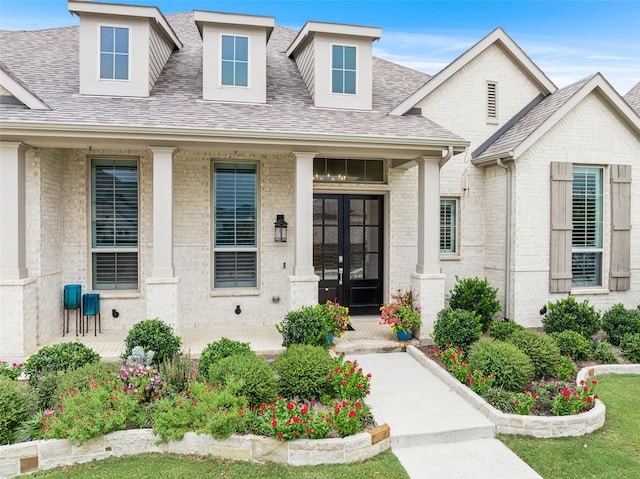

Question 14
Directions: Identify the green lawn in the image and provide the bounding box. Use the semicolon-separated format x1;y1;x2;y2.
29;450;409;479
500;374;640;479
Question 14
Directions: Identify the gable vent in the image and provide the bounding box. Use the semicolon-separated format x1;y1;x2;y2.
487;81;498;123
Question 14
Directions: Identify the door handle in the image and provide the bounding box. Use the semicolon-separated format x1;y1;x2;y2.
338;267;343;285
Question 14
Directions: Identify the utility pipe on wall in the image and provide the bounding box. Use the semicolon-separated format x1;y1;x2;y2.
496;158;512;320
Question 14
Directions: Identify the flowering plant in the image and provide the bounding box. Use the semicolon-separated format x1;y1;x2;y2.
0;361;23;381
329;353;371;401
380;290;422;334
117;362;166;404
514;391;537;415
322;300;351;337
551;379;598;416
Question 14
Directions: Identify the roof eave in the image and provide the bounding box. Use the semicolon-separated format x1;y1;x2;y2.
471;151;515;166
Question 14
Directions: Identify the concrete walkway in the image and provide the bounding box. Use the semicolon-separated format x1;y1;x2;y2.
350;352;543;479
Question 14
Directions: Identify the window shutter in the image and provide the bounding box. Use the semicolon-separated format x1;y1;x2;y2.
610;164;632;291
550;162;573;292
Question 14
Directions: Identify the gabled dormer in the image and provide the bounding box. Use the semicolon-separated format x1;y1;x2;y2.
0;62;49;109
68;0;181;97
194;11;274;104
286;22;381;111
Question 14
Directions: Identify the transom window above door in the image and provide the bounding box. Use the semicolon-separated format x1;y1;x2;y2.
313;158;384;183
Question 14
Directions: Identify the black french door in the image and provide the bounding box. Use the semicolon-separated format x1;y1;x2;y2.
313;194;383;315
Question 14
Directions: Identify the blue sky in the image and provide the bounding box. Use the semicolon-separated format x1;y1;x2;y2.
1;0;639;94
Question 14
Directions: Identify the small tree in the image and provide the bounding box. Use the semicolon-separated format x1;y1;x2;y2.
447;276;501;332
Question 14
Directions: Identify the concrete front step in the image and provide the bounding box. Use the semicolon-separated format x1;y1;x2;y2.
390;424;495;448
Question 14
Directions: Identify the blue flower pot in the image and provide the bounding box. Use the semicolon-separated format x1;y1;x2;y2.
328;333;334;345
396;330;413;341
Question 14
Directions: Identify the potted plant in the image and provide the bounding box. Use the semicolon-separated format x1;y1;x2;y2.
322;300;351;344
380;290;421;340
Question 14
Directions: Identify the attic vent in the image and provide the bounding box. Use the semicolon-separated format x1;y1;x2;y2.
487;81;498;123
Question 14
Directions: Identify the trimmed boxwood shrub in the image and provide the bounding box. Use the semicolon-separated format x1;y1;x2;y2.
276;305;330;348
620;333;640;363
447;276;501;332
0;377;35;445
487;320;525;341
542;296;601;338
550;330;593;360
208;352;277;406
506;329;561;379
24;341;101;387
272;345;334;401
123;319;181;365
601;304;640;346
431;307;482;350
198;337;251;379
467;339;534;391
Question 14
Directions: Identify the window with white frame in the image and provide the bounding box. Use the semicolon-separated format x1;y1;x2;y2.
213;163;257;288
572;166;603;287
99;26;129;80
440;198;457;254
332;45;356;94
221;35;249;87
91;158;138;289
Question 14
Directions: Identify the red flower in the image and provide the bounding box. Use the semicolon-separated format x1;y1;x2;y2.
278;433;283;440
301;407;308;415
271;420;278;427
348;410;357;418
307;428;313;434
341;380;348;386
355;401;362;408
286;403;294;410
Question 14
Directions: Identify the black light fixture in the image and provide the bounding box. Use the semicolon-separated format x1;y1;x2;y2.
274;214;288;242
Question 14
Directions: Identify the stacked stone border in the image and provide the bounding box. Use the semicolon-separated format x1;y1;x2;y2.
407;345;640;438
0;425;391;478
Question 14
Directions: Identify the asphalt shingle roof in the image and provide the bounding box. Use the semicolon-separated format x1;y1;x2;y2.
0;12;462;143
474;75;595;159
624;80;640;115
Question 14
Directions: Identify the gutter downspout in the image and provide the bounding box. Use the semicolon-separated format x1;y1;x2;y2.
496;158;512;320
439;145;454;168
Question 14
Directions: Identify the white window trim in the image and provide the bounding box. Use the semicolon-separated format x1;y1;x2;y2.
97;23;132;83
440;196;461;260
486;80;498;124
211;161;260;291
218;33;251;89
330;43;358;96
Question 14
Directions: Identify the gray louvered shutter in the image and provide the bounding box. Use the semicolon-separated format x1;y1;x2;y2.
610;165;632;291
550;162;573;293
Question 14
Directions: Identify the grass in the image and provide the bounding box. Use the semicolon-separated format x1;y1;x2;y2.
500;374;640;479
28;450;409;479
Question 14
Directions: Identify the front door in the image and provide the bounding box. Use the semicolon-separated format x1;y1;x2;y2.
313;194;383;315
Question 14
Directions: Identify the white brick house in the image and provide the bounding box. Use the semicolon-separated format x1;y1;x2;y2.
1;2;639;359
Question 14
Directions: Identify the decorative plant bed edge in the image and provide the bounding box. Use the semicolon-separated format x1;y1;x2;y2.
407;345;640;438
0;426;391;478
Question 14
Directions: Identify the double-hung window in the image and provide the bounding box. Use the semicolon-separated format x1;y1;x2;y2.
572;166;603;287
91;158;138;290
213;163;257;288
440;198;458;254
99;26;129;80
332;45;356;94
221;35;249;87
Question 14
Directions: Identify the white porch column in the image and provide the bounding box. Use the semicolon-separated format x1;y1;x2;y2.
146;147;179;329
289;152;319;309
0;142;28;280
412;156;445;343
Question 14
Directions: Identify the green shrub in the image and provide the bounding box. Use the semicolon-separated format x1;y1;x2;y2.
272;345;334;401
198;337;251;379
506;329;561;379
447;276;501;332
24;341;100;387
160;352;193;394
467;339;534;391
592;340;619;364
542;296;601;338
601;304;640;346
123;319;181;365
479;387;516;414
208;352;277;406
54;361;120;399
550;330;593;360
276;305;330;348
620;333;640;363
487;320;525;341
431;307;482;349
553;356;577;382
0;377;35;445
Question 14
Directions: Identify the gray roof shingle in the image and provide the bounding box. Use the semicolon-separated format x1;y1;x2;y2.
0;12;462;143
624;80;640;115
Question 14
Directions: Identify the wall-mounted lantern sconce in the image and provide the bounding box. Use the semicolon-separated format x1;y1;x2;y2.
274;214;288;243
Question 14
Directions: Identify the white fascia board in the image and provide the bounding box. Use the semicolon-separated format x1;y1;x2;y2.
193;10;275;40
0;69;49;110
389;27;557;116
286;21;381;57
471;152;514;166
68;0;182;49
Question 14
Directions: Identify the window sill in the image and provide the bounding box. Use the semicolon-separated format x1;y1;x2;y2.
440;254;461;261
94;291;141;299
211;288;261;297
570;287;609;296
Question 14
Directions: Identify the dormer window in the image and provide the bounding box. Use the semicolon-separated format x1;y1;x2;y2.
331;45;356;94
99;26;129;81
221;35;248;87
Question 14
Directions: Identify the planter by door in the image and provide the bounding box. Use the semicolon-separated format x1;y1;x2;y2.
396;331;413;341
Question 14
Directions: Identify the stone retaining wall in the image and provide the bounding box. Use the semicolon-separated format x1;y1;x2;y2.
0;426;391;478
406;346;639;438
